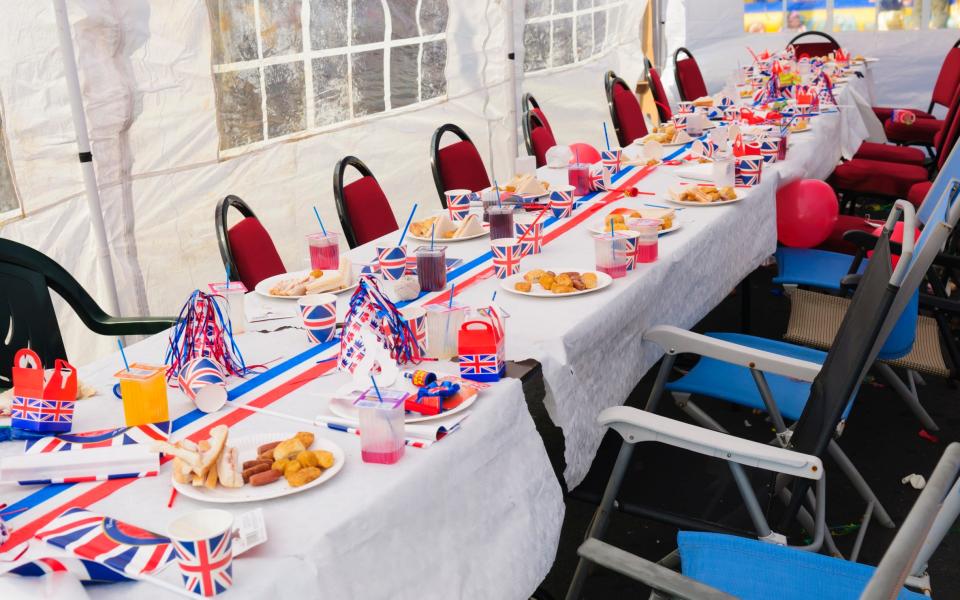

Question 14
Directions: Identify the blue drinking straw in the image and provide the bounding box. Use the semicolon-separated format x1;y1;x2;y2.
312;206;327;236
603;122;611;152
491;291;497;302
370;375;384;405
610;218;615;238
430;222;436;250
117;339;130;372
448;282;456;308
494;179;502;207
225;264;231;289
398;203;418;245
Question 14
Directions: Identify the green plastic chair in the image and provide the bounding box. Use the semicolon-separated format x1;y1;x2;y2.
0;238;176;388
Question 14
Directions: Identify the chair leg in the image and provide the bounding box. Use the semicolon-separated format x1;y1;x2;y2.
876;363;940;432
644;354;677;413
777;484;843;557
827;440;896;528
565;440;636;600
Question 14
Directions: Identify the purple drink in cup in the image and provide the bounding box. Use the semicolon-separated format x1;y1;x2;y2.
487;205;515;240
415;246;447;292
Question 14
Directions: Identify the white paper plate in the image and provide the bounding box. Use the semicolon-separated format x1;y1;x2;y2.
407;228;488;243
327;391;477;424
255;270;357;300
635;136;691;148
501;269;613;298
674;163;715;182
585;215;682;236
667;186;742;207
788;125;812;134
172;432;345;504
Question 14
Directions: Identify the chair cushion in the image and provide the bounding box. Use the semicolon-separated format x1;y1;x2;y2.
884;117;942;146
829;159;929;198
678;531;926;600
663;332;848;423
228;217;286;290
530;124;556;168
342;175;399;246
612;86;648;145
676;57;708;100
908;181;933;210
853;141;926;166
931;46;960;108
817;214;880;255
648;66;672;120
530;107;554;141
872;106;934;122
437;140;491;194
791;41;839;59
774;246;864;291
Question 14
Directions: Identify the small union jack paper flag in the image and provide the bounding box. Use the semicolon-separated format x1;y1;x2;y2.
24;421;170;454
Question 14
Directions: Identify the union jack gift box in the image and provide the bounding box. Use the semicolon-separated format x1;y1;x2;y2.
11;348;76;433
458;314;505;383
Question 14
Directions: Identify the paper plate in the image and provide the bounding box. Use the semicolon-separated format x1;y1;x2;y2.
788;125;812;134
327;391;477;424
501;269;613;298
635;136;691;148
586;215;682;236
667;186;742;207
172;432;345;504
255;270;357;300
407;227;488;243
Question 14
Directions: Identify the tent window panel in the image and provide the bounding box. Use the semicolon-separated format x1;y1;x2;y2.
391;43;420;107
555;0;574;12
577;0;593;8
419;0;449;35
312;55;350;126
523;22;551;72
352;0;386;45
208;0;260;63
260;0;303;57
576;13;593;60
593;9;606;54
310;0;349;48
391;0;419;39
352;49;386;117
215;68;265;150
421;39;447;100
265;62;306;137
526;0;552;19
523;0;623;73
551;17;574;67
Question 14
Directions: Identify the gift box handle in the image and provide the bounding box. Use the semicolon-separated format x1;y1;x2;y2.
14;348;42;370
460;320;494;334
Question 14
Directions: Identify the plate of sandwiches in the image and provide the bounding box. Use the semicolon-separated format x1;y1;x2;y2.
495;173;552;200
636;124;694;148
408;212;487;242
255;258;356;299
586;206;682;236
667;184;741;206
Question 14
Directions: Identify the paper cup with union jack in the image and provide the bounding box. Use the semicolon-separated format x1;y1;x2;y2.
600;149;623;177
671;113;690;130
444;189;475;221
549;185;575;219
514;213;544;254
400;305;427;356
735;155;763;186
169;509;234;597
759;137;780;163
490;237;525;279
619;231;640;271
677;101;695;114
376;244;408;280
298;293;338;345
178;357;227;413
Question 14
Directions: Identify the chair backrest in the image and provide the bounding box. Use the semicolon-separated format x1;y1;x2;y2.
934;83;960;169
333;156;399;248
645;57;672;123
0;239;119;386
605;71;649;147
430;123;491;207
524;110;556;168
672;47;708;102
215;195;285;291
787;31;841;59
928;39;960;112
523;92;555;141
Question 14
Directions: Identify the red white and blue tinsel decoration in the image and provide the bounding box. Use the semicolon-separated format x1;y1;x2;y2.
164;290;254;381
339;276;422;375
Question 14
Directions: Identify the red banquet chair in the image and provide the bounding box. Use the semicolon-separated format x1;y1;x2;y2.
430;123;491;207
605;71;649;147
645;57;672;123
523;93;555;143
672;47;708;102
333;156;399;249
523;106;556;168
216;195;286;291
787;30;841;59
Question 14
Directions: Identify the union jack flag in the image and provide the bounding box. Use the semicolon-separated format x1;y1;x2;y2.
172;530;233;597
446;191;473;221
758;138;779;164
178;357;226;402
11;397;74;433
491;242;523;279
35;508;174;577
8;556;132;583
620;235;638;271
24;421;170;454
514;221;543;254
735;156;763;186
459;354;500;376
587;167;609;193
301;300;337;344
376;245;408;280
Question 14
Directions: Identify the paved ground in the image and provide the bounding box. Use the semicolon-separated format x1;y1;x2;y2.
536;265;959;599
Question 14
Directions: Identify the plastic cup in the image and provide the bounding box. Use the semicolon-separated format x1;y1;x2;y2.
208;282;247;335
415;245;447;292
115;364;169;427
298;293;337;344
356;394;406;465
376;244;408;280
712;156;736;188
168;509;234;597
567;163;591;196
425;304;467;360
444;189;474;222
593;233;630;279
307;232;339;271
777;133;789;161
633;219;660;264
549;186;575;219
487;205;515;240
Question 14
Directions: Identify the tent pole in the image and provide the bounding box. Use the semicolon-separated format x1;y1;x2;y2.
505;0;520;158
52;0;121;316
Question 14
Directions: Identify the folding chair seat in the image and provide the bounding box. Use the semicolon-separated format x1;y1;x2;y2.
430;123;491;207
774;247;867;291
829;159;929;199
215;194;286;291
909;181;933;208
333;155;398;248
852;141;926;166
605;71;648;147
672;47;708;101
884;117;943;148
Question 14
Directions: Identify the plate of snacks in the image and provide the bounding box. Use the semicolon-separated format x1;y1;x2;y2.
502;269;613;297
496;173;551;200
327;378;480;424
408;212;487;242
667;184;740;206
163;427;344;504
788;118;812;133
587;207;681;236
256;259;356;299
635;124;694;147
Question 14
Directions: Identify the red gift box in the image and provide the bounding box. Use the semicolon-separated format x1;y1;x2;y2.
11;349;77;433
458;319;505;383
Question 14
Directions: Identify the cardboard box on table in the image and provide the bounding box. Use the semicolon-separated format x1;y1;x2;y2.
457;306;506;383
11;348;76;433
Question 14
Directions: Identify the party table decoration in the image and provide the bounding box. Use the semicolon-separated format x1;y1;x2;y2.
165;290;252;382
458;304;506;383
23;421;170;453
11;349;76;434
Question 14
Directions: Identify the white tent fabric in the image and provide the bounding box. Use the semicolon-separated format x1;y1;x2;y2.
0;0;646;363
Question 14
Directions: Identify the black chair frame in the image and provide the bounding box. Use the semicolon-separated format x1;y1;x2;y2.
604;70;634;148
215;194;259;282
787;30;841;55
430;123;475;208
523;92;540;114
333;155;377;249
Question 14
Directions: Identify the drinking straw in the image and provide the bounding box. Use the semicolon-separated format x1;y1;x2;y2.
166;487;178;508
494;179;501;207
398;203;418;245
491;291;497;302
610;218;615;238
313;206;327;235
225;264;230;289
603;122;611;152
370;375;384;404
443;282;456;355
430;222;435;250
448;282;456;308
117;339;130;372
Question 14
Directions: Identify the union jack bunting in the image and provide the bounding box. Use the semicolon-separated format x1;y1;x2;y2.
491;241;523;279
35;508;174;577
11;397;74;433
300;299;337;344
459;354;501;377
24;421;170;454
8;556;132;583
376;245;408;280
178;357;226;402
735;156;763;186
171;530;233;597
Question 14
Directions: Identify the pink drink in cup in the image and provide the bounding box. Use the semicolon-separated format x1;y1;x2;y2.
593;233;629;279
568;163;591;196
356;391;406;464
487;205;515;240
307;232;339;270
415;246;447;292
634;219;660;263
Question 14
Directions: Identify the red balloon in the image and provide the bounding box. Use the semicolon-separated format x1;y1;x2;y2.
568;142;602;165
776;179;839;248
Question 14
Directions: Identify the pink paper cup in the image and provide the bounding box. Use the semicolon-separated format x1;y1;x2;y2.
490;238;525;279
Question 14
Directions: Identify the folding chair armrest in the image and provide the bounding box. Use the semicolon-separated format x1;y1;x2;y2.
89;316;178;337
920;292;960;313
599;406;823;480
577;538;736;600
932;251;960;269
842;229;891;252
643;325;822;382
